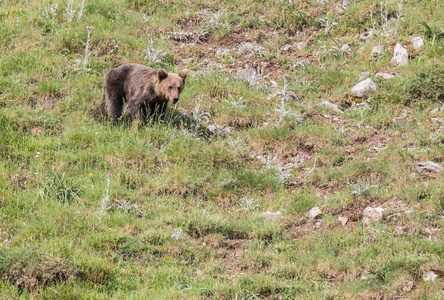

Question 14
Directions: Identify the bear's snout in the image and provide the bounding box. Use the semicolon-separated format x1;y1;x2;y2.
173;97;179;104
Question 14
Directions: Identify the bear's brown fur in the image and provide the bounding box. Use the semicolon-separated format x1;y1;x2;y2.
93;64;189;125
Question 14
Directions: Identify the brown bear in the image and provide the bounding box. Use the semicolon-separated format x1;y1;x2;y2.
93;64;189;125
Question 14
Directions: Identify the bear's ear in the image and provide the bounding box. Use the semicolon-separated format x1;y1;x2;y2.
157;68;168;81
178;69;189;80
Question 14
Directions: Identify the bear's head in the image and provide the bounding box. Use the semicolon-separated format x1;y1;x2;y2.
157;68;189;105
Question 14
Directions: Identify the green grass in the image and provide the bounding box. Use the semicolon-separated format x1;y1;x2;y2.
1;0;444;298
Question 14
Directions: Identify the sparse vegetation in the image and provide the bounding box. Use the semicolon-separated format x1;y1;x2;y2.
404;62;444;102
1;0;444;298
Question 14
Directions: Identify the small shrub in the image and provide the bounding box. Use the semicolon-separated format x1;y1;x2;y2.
404;62;444;102
0;247;77;293
77;257;119;288
39;173;83;205
419;21;444;44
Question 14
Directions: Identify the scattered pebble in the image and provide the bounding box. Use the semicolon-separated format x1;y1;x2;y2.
319;100;343;114
307;207;322;220
402;280;414;292
338;215;348;226
296;41;308;50
362;207;384;225
357;71;370;81
415;161;442;173
423;271;438;282
360;29;376;41
340;43;350;53
411;36;424;50
371;45;384;57
260;211;283;221
375;72;397;79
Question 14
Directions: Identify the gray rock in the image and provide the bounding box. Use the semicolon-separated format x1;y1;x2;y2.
338;215;348;226
281;44;292;51
360;29;376;41
423;271;438;282
396;226;406;235
371;45;385;57
357;71;370;81
307;207;322;220
351;78;377;98
429;105;444;115
375;72;396;79
319;100;343;114
341;43;351;52
360;269;368;280
357;45;367;55
402;281;414;292
296;41;308;50
411;36;424;50
431;117;444;123
363;207;384;225
391;43;408;66
260;211;283;221
415;161;443;173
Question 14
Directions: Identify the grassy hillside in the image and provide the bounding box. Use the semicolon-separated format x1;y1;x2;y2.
1;0;444;298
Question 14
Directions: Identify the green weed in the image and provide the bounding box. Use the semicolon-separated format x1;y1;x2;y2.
39;172;83;204
404;62;444;103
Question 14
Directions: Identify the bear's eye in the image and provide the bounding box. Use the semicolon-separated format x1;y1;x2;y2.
168;86;173;90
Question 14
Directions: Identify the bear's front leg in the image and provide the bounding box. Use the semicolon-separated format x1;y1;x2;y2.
126;98;141;118
138;104;149;127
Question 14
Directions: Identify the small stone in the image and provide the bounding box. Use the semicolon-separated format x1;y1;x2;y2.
260;211;283;221
357;45;367;55
371;45;385;57
360;29;376;41
307;207;322;220
351;78;377;98
362;207;384;225
281;44;292;51
296;41;308;50
386;213;400;223
415;161;443;173
429;105;444;115
338;215;348;226
423;271;438;282
391;43;409;66
358;71;370;81
341;43;351;52
402;280;414;292
431;117;444;123
375;72;397;79
303;141;315;151
360;269;368;280
353;134;367;143
396;226;406;235
319;100;343;114
411;36;424;50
